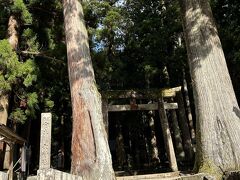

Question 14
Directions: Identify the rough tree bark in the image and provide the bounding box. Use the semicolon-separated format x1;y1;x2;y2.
63;0;115;179
180;0;240;178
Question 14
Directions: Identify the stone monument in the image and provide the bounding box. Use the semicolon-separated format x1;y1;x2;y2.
39;113;52;170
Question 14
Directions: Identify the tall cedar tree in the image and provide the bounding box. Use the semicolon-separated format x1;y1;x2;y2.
63;0;115;179
180;0;240;178
0;14;19;169
0;15;19;125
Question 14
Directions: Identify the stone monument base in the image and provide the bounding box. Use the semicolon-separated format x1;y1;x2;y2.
37;168;82;180
0;171;7;180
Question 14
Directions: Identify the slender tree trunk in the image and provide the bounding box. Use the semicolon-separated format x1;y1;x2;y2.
145;72;160;165
127;131;133;169
115;120;126;170
180;0;240;177
8;15;19;50
148;111;160;165
169;108;185;161
182;70;195;144
176;91;193;161
63;0;115;179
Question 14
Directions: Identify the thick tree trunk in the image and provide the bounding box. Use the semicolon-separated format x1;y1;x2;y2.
63;0;115;179
180;0;240;177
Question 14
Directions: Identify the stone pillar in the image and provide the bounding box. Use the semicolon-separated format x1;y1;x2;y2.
0;171;7;180
39;113;52;170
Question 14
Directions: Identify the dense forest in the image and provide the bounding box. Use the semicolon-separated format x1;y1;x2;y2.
1;0;240;179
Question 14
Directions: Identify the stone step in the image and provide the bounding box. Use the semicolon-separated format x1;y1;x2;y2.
25;170;215;180
116;171;180;180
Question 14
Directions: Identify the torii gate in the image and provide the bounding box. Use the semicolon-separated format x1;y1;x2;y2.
101;86;184;172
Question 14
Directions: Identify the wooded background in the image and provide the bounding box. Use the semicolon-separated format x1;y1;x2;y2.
1;0;240;178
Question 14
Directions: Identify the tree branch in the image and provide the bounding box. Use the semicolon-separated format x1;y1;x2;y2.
19;50;66;64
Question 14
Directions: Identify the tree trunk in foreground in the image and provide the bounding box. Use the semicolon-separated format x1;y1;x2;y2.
180;0;240;178
63;0;115;179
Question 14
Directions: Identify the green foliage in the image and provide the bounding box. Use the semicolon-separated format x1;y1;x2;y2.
0;74;10;91
44;98;54;109
0;39;38;91
9;108;27;124
0;39;39;122
0;1;10;38
121;0;185;88
211;0;240;102
21;28;39;51
27;92;38;108
20;59;38;87
0;39;20;91
84;0;127;89
44;28;56;50
12;0;32;24
85;0;185;89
